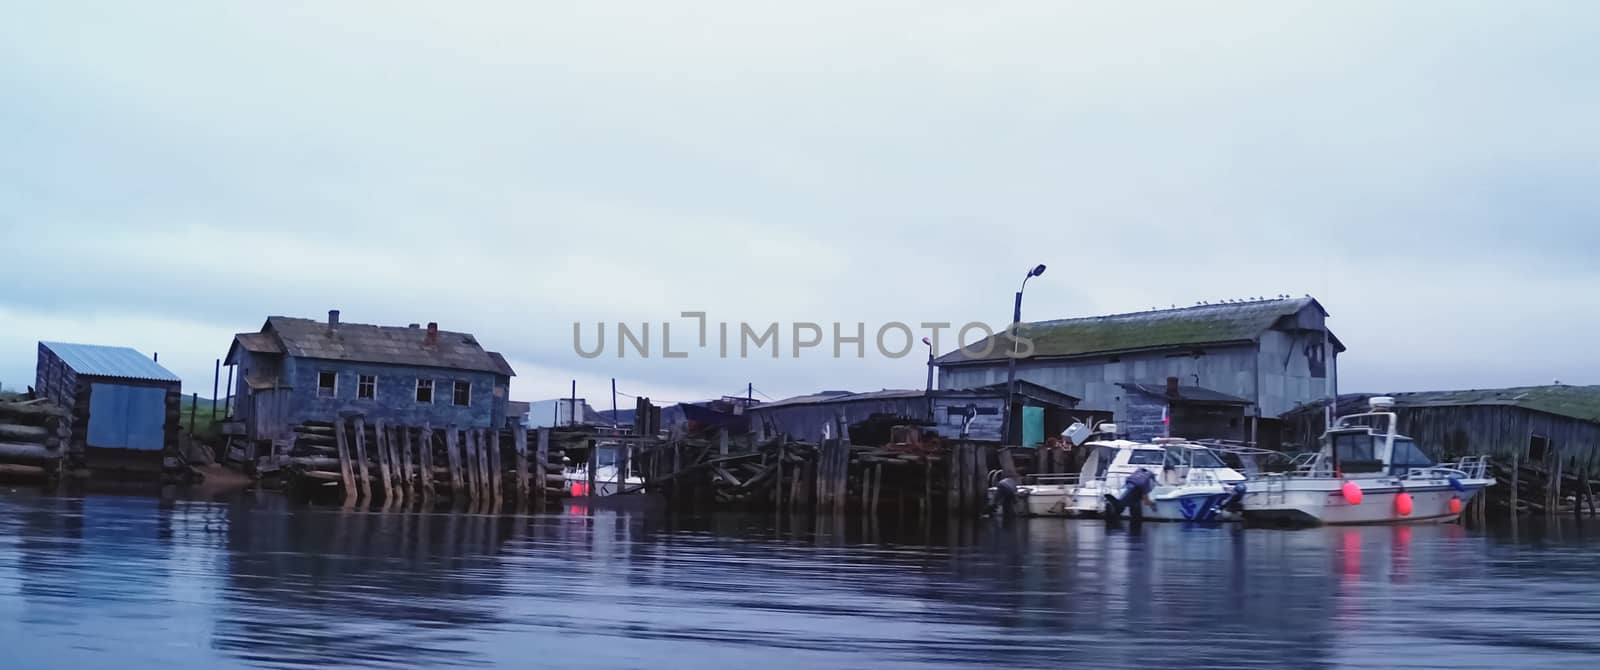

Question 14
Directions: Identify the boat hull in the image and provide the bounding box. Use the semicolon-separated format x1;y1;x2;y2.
1241;479;1490;526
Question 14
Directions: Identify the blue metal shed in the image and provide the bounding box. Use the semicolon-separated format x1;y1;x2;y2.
35;342;182;456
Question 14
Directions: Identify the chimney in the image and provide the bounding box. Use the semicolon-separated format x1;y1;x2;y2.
425;322;439;346
328;309;341;330
1166;376;1180;400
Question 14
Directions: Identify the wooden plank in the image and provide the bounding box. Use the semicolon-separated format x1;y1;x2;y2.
1510;451;1520;521
514;428;531;502
334;418;356;499
352;418;372;501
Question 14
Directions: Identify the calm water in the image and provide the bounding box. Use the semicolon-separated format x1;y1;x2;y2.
1;491;1597;670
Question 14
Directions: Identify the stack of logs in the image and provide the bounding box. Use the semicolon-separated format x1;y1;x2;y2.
0;400;73;481
283;416;567;508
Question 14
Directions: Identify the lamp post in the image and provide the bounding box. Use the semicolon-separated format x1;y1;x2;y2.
1001;263;1047;446
922;336;935;394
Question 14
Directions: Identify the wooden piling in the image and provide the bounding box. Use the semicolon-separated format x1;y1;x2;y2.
334;417;356;501
466;429;482;502
420;423;436;499
489;429;504;503
400;426;415;499
587;440;598;497
445;428;463;498
514;428;531;503
536;429;550;505
871;464;884;516
1510;451;1520;520
353;417;372;501
374;420;394;503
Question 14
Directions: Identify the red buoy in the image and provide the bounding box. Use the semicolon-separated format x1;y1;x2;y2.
1395;492;1414;516
1341;481;1363;505
1449;497;1463;515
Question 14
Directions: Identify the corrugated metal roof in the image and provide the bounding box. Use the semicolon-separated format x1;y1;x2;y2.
256;316;515;376
938;297;1331;365
41;342;181;383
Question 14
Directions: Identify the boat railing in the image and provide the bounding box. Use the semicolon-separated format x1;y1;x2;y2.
1406;456;1489;481
1022;473;1080;487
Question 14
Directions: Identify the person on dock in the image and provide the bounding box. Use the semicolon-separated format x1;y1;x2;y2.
1104;467;1157;520
991;472;1020;518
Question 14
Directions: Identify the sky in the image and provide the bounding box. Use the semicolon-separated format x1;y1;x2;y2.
2;1;1597;405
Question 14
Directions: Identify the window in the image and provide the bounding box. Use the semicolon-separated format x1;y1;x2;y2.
357;374;376;400
452;380;471;407
416;378;434;404
317;371;337;398
1128;449;1166;466
1332;432;1382;473
1389;438;1434;475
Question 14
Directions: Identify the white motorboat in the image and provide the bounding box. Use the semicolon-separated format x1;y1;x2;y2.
1001;437;1253;521
1240;397;1494;526
1075;439;1253;522
565;442;644;497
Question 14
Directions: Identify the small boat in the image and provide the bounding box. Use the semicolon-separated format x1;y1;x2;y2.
1240;397;1494;526
565;441;644;496
998;435;1254;521
1072;439;1252;521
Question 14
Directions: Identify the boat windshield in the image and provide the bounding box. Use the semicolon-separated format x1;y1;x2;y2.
1331;432;1383;474
1389;437;1434;475
1127;449;1166;466
1185;449;1226;468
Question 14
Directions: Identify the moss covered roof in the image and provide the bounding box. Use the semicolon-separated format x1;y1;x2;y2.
1392;386;1600;424
937;297;1324;365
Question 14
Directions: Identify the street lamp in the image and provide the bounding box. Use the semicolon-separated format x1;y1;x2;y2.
922;336;935;393
1001;263;1047;445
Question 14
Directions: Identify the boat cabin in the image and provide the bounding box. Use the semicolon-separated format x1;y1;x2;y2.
1079;438;1246;487
1319;397;1436;478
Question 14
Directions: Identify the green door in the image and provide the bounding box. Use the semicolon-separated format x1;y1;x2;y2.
1022;405;1044;449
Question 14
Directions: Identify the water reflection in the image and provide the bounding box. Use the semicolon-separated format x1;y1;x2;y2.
1;491;1598;669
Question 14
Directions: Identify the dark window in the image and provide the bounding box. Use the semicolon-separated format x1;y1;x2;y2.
453;380;471;407
1529;434;1550;462
1389;438;1434;475
1128;450;1166;466
317;371;337;398
416;379;434;404
1332;432;1382;473
357;375;376;400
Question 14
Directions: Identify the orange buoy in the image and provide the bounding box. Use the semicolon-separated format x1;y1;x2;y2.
1449;497;1463;515
1341;481;1363;505
1395;492;1414;516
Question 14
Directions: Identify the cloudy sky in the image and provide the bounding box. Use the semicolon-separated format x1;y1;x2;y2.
2;2;1596;405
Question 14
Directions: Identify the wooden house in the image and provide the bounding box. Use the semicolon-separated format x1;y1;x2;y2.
224;311;515;446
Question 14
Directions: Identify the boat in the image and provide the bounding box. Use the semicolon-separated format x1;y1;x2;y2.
999;434;1254;521
565;441;645;496
1239;397;1494;526
1072;439;1253;521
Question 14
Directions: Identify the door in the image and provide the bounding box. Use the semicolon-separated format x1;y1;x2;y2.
87;384;167;450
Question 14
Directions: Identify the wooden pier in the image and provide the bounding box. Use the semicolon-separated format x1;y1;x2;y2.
281;417;568;509
0;400;74;481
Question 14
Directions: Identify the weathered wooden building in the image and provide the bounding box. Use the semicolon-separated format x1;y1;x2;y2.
748;381;1081;446
1116;381;1253;442
34;341;183;469
224;311;515;445
935;297;1342;446
1281;386;1600;515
